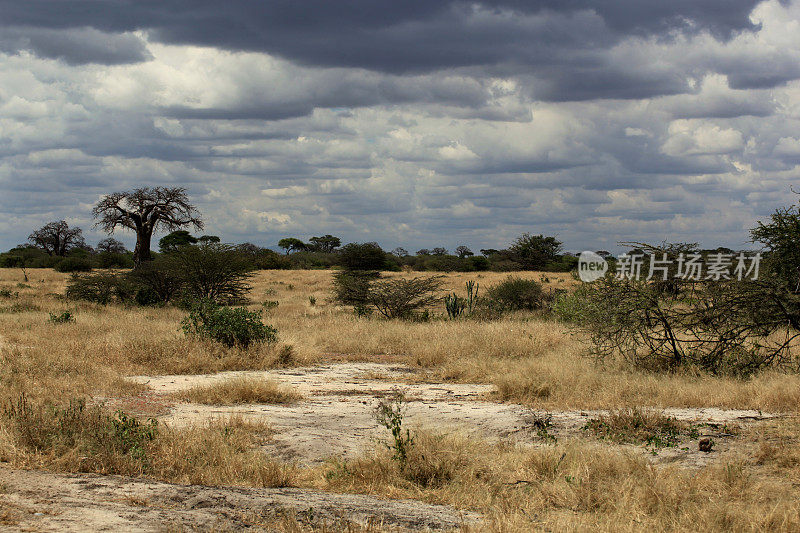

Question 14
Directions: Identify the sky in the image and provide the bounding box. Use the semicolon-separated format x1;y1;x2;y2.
1;1;799;254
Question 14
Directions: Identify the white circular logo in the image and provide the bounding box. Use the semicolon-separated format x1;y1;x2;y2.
578;251;608;282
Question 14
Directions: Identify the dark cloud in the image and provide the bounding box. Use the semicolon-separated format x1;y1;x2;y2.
0;0;782;100
0;27;151;65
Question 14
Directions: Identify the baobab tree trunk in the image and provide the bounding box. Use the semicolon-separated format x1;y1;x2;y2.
133;230;153;266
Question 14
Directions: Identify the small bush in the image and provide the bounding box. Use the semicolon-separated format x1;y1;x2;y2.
48;310;75;324
65;272;133;305
54;257;93;273
161;243;255;303
374;391;414;468
181;298;277;348
1;396;157;473
552;285;595;323
367;276;444;319
332;270;379;306
127;259;184;304
583;408;685;449
0;288;18;298
485;276;545;311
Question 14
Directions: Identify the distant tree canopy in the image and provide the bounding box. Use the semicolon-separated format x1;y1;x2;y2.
97;237;127;255
509;233;563;270
307;235;341;253
11;204;586;276
28;220;85;257
751;197;800;290
278;237;307;254
339;242;387;271
93;187;203;266
455;245;473;258
159;230;198;253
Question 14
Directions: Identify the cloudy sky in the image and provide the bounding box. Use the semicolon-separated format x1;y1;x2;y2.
1;0;799;254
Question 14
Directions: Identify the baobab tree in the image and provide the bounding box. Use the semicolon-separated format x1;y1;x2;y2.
93;187;203;265
28;220;85;256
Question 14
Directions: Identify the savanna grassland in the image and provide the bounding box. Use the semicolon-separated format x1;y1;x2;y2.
1;267;799;531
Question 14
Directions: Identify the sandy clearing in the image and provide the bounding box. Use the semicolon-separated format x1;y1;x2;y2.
127;363;781;467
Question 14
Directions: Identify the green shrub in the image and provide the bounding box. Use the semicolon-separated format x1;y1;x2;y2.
126;259;184;304
48;310;75;324
65;272;133;305
338;242;387;271
444;293;466;319
552;285;595;323
181;298;277;348
160;243;254;303
485;276;545;311
332;270;379;306
96;252;134;269
54;257;93;273
0;288;18;298
367;276;444;319
374;391;414;468
445;280;480;319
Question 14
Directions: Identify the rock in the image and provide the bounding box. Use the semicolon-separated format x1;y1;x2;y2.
698;437;713;452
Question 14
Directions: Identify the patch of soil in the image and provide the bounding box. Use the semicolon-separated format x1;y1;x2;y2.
0;466;479;532
129;363;781;467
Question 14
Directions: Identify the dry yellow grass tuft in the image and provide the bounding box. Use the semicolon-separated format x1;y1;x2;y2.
151;417;296;488
320;423;800;532
174;377;303;405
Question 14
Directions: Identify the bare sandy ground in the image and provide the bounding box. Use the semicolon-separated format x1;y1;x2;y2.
128;363;780;468
0;467;479;531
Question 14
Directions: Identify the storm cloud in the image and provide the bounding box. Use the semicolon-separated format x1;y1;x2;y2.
0;0;799;253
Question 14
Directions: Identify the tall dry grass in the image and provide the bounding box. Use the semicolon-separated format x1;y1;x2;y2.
321;422;800;532
174;377;302;405
1;268;799;411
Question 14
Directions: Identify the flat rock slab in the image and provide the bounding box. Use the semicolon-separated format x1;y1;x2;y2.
128;363;781;466
0;466;479;532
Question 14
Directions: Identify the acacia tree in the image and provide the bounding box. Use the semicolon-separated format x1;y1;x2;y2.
93;187;203;266
278;237;306;254
28;220;85;256
455;245;473;258
509;233;562;270
308;234;341;253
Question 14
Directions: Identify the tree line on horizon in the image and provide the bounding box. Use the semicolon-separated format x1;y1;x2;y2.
0;187;576;274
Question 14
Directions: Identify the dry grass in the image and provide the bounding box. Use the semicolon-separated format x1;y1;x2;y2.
174;377;303;405
150;417;296;488
0;267;799;412
0;394;294;489
319;423;800;532
582;407;686;447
